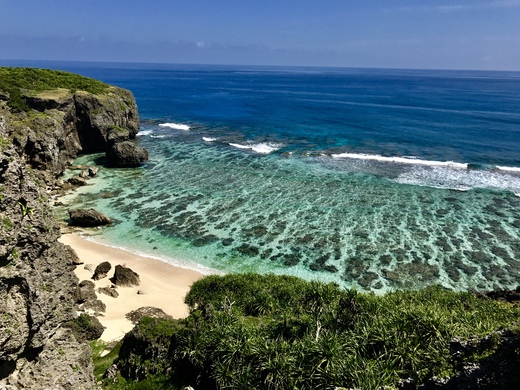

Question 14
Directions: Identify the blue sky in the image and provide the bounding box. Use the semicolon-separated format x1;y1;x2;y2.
1;0;519;70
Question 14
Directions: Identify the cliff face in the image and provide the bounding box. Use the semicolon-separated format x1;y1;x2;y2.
11;86;139;179
0;70;141;389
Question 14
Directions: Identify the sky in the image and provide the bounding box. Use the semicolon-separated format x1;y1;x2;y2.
1;0;519;70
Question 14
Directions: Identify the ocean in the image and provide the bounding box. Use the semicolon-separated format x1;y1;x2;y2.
6;60;520;292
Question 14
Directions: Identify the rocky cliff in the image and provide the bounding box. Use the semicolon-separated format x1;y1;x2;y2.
0;68;144;389
6;87;139;180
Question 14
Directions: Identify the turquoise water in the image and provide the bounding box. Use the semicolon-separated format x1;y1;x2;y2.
62;137;520;292
52;63;520;292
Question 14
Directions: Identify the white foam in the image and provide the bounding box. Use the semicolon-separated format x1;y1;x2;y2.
203;137;217;142
150;134;169;139
229;142;283;154
395;166;520;195
137;129;153;136
497;166;520;173
79;234;222;276
159;122;190;131
332;152;468;169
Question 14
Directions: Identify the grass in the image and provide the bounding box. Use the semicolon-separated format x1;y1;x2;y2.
0;67;110;111
103;274;520;390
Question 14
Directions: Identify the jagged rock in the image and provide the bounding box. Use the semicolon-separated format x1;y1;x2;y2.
81;298;107;315
117;317;177;381
67;176;88;186
88;166;99;177
84;263;95;272
111;265;140;287
0;69;144;388
107;127;130;146
79;169;88;178
76;280;97;304
98;286;119;298
125;306;173;324
68;208;112;227
103;364;119;380
92;261;112;280
482;286;520;303
64;244;82;265
0;131;96;388
106;141;148;167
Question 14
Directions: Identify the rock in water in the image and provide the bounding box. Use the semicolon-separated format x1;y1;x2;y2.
67;176;88;186
68;208;112;227
106;141;148;167
88;166;99;177
111;265;141;287
92;261;112;280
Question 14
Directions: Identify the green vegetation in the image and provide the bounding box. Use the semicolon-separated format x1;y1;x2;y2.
0;67;110;111
0;136;10;152
96;273;520;390
65;314;105;342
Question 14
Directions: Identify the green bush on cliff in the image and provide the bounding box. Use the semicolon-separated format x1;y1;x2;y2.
0;67;110;111
101;274;520;390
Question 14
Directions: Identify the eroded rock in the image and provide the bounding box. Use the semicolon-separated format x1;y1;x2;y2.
68;208;112;227
111;265;140;287
106;141;148;167
92;261;112;280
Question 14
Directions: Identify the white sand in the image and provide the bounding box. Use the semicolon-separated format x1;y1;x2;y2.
60;233;204;342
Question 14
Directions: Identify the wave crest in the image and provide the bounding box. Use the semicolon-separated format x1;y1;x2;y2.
332;152;468;169
229;142;283;154
159;122;191;131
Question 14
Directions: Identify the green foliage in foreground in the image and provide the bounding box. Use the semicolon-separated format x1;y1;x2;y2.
0;67;110;111
96;274;520;390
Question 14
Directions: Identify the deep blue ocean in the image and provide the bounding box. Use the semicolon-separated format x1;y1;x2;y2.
5;60;520;291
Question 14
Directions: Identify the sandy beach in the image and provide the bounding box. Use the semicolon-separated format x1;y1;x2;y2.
60;233;204;342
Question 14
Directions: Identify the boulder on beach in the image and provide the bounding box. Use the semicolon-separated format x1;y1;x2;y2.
97;286;119;298
111;264;141;287
68;208;112;227
92;261;112;280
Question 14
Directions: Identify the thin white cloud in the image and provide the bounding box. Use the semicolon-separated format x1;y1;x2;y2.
400;1;520;13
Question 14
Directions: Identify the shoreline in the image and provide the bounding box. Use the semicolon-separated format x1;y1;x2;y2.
60;232;205;342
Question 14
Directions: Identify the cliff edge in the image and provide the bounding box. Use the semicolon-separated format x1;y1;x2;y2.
0;67;144;389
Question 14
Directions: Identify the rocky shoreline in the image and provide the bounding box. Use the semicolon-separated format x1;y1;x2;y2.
0;68;147;389
2;68;520;389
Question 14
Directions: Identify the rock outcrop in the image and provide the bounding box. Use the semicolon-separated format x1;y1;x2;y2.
0;68;145;389
0;142;96;388
111;265;141;287
107;140;149;167
4;79;144;185
69;208;112;227
92;261;112;280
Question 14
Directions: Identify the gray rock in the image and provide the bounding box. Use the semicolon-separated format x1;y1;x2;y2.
125;306;173;324
0;136;96;388
111;265;140;287
98;286;119;298
92;261;112;280
103;364;119;380
76;280;97;304
67;176;88;186
106;141;148;167
87;166;99;177
69;208;112;227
